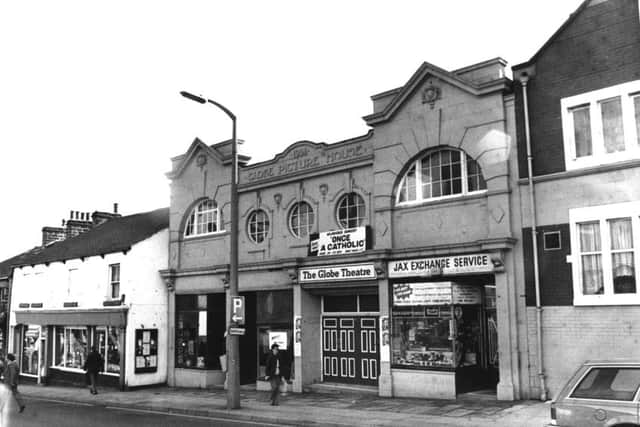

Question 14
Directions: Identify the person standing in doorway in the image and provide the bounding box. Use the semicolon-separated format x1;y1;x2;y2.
5;354;25;413
265;343;283;406
84;347;103;395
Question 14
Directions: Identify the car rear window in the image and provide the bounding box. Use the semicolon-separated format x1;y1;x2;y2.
570;368;640;401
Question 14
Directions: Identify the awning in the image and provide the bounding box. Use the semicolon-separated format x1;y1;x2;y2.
14;308;128;327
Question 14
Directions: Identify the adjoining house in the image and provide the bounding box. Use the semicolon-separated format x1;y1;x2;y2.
8;207;169;389
512;0;640;399
163;56;527;400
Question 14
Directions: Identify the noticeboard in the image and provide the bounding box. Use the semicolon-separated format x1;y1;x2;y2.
135;328;158;374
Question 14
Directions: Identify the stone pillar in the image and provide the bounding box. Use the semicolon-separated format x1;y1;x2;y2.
494;249;520;400
378;277;392;397
166;277;176;386
292;284;303;393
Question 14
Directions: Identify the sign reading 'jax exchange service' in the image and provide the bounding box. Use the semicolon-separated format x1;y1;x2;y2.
299;263;377;283
388;253;494;278
310;226;367;256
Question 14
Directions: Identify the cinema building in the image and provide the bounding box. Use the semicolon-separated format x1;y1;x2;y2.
163;57;531;400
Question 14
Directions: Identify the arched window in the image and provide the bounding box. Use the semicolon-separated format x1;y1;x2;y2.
184;199;222;237
247;209;270;243
289;201;315;238
336;193;366;229
396;148;487;204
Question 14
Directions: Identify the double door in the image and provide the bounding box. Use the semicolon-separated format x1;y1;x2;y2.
322;316;379;386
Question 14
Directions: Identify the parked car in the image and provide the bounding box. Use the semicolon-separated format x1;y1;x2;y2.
550;361;640;427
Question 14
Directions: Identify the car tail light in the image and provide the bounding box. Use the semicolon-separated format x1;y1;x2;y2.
550;402;557;426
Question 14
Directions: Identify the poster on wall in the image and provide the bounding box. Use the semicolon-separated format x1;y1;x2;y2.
308;226;370;256
135;328;158;374
269;331;288;350
392;282;483;306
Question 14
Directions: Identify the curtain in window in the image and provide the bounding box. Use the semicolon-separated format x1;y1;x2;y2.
601;97;625;153
579;222;603;294
572;107;592;157
609;218;635;294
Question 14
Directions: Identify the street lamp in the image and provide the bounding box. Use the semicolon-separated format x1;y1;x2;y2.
180;90;241;409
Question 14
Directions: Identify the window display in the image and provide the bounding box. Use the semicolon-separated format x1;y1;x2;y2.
391;306;454;368
21;325;40;375
54;327;88;370
96;327;121;374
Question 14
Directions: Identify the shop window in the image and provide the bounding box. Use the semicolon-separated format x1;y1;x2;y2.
184;199;223;238
175;294;223;370
396;148;486;205
561;80;640;171
336;193;366;229
570;202;640;305
109;264;120;299
247;209;270;244
95;327;121;374
53;326;88;370
289;201;315;238
21;325;40;375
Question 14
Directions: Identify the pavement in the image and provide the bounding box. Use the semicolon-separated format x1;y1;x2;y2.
18;383;551;426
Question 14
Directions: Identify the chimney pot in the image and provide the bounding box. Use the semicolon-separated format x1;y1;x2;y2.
113;203;118;214
69;210;73;219
62;219;65;226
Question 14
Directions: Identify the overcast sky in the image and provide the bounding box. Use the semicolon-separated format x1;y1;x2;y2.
0;0;580;261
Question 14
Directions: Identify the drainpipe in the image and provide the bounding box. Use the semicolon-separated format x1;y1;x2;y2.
520;73;548;401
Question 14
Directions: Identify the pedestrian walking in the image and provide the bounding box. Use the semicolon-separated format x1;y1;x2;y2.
4;354;25;413
84;347;104;395
265;343;285;406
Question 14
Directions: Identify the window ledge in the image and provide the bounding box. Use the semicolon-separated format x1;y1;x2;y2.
574;296;640;306
392;191;488;212
183;231;228;242
518;158;640;185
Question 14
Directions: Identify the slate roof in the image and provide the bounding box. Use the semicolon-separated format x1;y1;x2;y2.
0;248;41;279
3;207;169;272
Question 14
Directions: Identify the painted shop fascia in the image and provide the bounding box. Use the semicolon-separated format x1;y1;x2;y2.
8;209;169;390
166;57;527;400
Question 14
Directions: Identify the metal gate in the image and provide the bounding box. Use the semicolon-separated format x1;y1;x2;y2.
322;316;379;386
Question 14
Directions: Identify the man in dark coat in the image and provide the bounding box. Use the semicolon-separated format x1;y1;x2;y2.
264;343;285;406
5;353;25;413
84;347;104;395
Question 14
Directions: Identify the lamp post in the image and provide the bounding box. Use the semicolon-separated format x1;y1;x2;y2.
180;91;241;409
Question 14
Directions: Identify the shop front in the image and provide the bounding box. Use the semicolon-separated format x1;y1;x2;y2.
13;308;128;388
388;253;499;399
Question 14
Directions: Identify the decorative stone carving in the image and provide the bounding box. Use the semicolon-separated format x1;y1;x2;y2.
274;193;282;207
422;81;441;109
319;183;328;202
196;153;207;168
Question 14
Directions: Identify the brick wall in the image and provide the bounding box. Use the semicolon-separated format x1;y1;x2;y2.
515;0;640;178
527;306;640;398
522;224;573;306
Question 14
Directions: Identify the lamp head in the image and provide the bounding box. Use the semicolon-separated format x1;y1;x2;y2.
180;91;206;104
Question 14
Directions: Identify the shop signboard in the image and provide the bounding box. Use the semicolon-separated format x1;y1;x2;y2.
392;282;482;306
388;253;493;278
308;226;370;256
299;263;376;283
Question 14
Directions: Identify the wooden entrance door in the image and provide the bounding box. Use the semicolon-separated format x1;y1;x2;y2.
322;316;379;386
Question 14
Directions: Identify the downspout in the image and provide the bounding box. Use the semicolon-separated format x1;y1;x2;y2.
520;73;548;401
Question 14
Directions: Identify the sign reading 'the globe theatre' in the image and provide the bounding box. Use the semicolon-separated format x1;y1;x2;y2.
299;264;377;283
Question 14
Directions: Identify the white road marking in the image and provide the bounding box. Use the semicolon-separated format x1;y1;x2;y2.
26;397;94;407
105;406;284;426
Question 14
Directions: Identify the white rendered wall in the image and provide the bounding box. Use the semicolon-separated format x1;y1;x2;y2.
9;228;169;387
